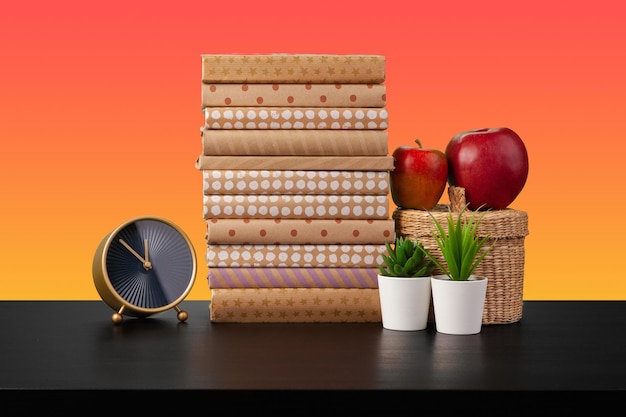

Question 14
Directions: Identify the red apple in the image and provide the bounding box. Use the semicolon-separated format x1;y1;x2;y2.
445;127;529;210
390;139;448;210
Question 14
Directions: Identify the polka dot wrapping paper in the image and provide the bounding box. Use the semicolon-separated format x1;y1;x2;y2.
202;170;390;195
206;244;387;268
203;107;389;130
204;219;395;245
203;195;390;220
201;83;387;108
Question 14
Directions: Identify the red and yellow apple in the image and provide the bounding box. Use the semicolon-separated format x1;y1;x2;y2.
390;139;448;210
445;127;529;210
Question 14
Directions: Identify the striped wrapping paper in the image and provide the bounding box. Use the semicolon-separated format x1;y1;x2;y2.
208;267;380;289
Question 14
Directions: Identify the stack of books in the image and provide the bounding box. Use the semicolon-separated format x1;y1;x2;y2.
196;54;395;322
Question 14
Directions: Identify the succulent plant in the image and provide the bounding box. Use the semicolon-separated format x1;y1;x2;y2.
379;236;436;277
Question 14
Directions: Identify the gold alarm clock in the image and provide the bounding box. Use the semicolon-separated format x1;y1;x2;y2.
92;216;197;324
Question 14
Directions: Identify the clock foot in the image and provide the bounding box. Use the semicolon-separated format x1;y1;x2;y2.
111;306;125;324
175;306;188;322
112;312;123;324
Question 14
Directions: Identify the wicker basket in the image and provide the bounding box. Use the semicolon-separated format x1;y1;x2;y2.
393;186;529;325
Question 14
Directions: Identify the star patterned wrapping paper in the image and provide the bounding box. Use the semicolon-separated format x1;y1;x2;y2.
209;288;382;323
201;54;385;83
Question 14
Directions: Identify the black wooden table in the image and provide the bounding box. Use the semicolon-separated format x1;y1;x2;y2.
1;300;624;410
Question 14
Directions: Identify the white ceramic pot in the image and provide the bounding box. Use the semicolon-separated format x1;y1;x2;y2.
377;274;432;331
430;274;488;335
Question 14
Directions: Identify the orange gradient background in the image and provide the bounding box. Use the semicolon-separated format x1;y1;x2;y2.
1;0;624;301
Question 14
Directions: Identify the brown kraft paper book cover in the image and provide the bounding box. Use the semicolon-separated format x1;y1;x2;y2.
202;170;390;195
203;107;388;130
196;155;395;171
201;54;386;84
201;129;388;156
205;219;395;245
209;288;382;323
201;83;386;108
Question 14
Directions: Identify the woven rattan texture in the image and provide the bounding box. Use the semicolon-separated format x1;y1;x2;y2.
393;202;529;325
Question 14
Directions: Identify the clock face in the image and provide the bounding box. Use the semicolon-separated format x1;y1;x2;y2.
103;218;196;310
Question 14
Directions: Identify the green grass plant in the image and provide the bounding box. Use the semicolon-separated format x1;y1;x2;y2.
421;205;495;281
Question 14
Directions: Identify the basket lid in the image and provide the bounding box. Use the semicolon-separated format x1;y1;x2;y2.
393;187;529;238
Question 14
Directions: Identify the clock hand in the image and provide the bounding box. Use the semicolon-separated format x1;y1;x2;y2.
119;238;152;270
144;238;152;269
144;238;149;263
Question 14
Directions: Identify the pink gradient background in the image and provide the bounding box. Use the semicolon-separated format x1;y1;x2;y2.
1;1;624;300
